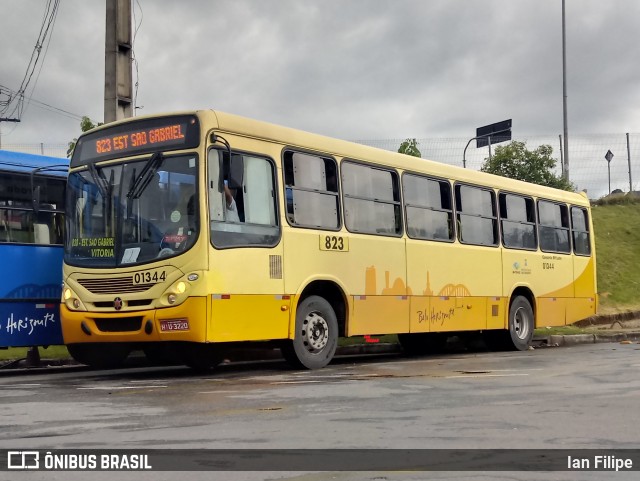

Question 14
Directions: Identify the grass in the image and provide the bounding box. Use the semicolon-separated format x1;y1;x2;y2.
0;345;69;362
592;200;640;312
534;326;588;336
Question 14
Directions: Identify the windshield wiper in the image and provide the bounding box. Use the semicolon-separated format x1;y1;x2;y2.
126;152;164;199
88;163;111;198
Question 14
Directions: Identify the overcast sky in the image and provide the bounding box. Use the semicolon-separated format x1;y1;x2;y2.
1;0;639;148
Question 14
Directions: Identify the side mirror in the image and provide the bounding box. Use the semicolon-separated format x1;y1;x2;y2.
32;185;41;214
211;132;243;189
227;154;244;190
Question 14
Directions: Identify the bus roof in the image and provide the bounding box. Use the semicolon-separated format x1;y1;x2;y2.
0;150;69;177
74;109;589;206
204;109;589;206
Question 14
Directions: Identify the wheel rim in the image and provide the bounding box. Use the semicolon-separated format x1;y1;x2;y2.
513;306;531;340
302;311;329;352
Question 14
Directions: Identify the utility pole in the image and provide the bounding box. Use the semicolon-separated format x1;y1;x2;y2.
0;118;20;149
104;0;132;123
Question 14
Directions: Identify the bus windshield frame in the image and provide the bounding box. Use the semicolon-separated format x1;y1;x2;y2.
65;152;200;268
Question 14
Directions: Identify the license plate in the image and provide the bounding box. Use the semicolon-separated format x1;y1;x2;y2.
159;319;189;332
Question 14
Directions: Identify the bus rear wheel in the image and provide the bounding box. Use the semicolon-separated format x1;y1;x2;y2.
508;296;534;350
281;295;338;370
485;296;534;351
67;343;130;369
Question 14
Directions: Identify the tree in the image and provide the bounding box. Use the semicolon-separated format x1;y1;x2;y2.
398;138;421;158
480;141;574;191
67;116;103;157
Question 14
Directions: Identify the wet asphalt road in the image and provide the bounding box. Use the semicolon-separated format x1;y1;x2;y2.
1;343;639;481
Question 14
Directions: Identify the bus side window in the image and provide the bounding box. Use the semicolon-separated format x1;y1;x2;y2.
0;209;9;242
34;221;50;244
208;149;245;223
283;151;339;229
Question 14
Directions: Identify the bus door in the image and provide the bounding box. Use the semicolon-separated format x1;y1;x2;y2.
206;148;287;342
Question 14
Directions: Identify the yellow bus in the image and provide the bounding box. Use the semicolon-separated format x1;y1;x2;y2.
61;110;596;369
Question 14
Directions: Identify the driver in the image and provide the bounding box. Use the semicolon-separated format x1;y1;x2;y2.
224;181;240;223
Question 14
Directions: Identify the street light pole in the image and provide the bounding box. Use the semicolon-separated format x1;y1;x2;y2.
562;0;569;181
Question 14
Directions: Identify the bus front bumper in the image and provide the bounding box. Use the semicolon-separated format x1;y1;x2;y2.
60;297;207;344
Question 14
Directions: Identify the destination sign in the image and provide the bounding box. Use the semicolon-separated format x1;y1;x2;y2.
72;115;200;167
93;124;186;155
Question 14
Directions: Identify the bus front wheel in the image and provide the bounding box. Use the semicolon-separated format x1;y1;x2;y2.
67;343;130;369
282;295;338;370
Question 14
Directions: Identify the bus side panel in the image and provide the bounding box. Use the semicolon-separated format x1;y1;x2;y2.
282;230;408;337
207;247;287;342
501;249;537;328
209;295;290;342
0;244;64;347
407;241;501;333
537;253;574;326
0;302;63;347
566;256;597;324
485;296;507;330
337;235;408;336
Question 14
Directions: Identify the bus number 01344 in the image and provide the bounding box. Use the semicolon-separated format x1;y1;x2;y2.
133;270;167;285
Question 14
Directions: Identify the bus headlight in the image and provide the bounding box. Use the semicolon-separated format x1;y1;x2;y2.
164;279;191;306
61;284;86;311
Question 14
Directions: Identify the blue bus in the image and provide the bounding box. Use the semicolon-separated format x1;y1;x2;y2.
0;150;68;348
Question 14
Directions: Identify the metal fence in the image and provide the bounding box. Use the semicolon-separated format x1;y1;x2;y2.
4;134;640;200
355;134;640;200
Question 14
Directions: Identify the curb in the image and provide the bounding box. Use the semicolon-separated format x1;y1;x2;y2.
546;331;640;347
574;310;640;327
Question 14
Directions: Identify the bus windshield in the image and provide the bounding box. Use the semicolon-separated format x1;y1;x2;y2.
65;153;199;267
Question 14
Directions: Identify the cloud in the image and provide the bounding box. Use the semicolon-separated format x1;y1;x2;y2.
1;0;639;150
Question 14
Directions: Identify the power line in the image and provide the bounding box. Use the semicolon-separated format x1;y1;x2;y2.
132;0;144;113
1;0;61;120
22;0;61;119
0;84;85;122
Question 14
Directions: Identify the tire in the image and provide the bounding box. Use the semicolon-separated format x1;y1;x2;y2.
507;296;535;351
67;343;130;369
484;296;535;351
281;295;338;370
398;333;447;356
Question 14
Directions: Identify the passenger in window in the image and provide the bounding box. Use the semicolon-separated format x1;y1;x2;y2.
224;181;240;223
285;187;294;223
186;195;196;231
